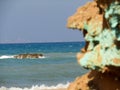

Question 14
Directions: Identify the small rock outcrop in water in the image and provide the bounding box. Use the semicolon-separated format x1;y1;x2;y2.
14;53;43;59
67;0;120;90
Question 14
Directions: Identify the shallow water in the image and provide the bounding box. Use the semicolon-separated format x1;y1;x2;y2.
0;42;88;89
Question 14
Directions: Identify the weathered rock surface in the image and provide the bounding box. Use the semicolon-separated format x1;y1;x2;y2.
67;0;120;70
14;53;43;59
67;1;103;33
68;69;120;90
67;0;120;90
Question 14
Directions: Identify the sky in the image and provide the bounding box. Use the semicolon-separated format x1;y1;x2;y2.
0;0;91;43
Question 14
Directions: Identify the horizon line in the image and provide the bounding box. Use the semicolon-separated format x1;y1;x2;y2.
0;41;85;44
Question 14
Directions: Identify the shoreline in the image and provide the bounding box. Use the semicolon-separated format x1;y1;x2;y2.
0;87;67;90
0;83;69;90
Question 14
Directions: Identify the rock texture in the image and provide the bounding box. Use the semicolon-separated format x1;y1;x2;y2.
14;53;43;59
67;0;120;90
68;69;120;90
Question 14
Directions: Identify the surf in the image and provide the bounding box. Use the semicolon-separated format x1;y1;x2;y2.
0;82;70;90
0;55;46;59
0;55;14;59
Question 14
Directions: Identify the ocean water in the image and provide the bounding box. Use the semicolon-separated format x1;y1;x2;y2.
0;42;88;90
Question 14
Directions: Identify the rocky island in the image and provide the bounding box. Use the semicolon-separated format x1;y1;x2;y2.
67;0;120;90
14;53;44;59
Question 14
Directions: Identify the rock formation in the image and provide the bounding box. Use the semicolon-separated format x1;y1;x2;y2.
67;0;120;90
14;53;44;59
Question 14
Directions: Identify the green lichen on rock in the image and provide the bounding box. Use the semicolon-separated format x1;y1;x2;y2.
105;1;120;28
84;21;103;36
67;1;120;90
78;1;120;70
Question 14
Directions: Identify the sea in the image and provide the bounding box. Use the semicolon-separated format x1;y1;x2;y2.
0;42;88;90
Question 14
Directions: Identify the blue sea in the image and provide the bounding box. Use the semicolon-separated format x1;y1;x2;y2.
0;42;88;90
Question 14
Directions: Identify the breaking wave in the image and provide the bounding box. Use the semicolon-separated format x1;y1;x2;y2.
0;55;45;59
0;55;14;59
0;82;70;90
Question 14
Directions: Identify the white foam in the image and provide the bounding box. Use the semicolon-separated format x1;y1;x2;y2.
0;83;70;90
0;55;14;59
0;55;46;59
38;56;46;59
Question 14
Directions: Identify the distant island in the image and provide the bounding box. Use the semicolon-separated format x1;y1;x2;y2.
14;53;44;59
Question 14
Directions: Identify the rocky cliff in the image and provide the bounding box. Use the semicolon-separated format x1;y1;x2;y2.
67;0;120;90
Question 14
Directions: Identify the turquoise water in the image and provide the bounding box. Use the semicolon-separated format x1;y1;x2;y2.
0;42;88;88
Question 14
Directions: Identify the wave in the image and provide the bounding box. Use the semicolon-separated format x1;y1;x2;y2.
0;55;14;59
0;82;70;90
0;55;46;59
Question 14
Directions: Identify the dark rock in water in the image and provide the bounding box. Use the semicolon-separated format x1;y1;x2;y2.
14;53;44;59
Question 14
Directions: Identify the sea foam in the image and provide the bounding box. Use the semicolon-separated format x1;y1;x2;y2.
0;83;70;90
0;55;14;59
0;55;46;59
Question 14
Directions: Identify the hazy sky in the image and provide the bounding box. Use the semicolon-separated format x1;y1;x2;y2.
0;0;91;43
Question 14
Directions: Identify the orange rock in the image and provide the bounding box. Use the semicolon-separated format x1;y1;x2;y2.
67;0;120;89
113;58;120;64
67;1;103;32
68;70;120;90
